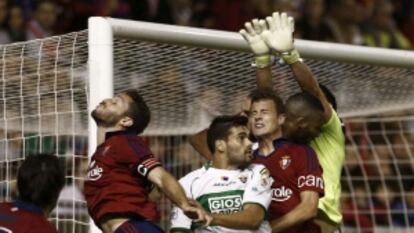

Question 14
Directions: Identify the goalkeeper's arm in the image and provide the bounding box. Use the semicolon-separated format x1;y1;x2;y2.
189;129;213;160
239;19;274;91
260;12;332;121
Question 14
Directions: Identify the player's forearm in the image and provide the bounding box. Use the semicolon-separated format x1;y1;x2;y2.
255;66;274;91
189;129;213;160
289;61;332;120
150;167;189;209
270;201;317;233
212;208;264;230
160;172;190;209
289;62;320;96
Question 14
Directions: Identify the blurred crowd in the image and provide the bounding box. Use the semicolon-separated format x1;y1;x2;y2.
0;0;413;49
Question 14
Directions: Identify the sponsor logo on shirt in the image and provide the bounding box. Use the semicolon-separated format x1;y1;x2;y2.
279;155;291;170
298;175;324;189
272;186;293;202
0;227;12;233
86;161;103;181
238;175;248;183
208;195;242;214
213;181;236;187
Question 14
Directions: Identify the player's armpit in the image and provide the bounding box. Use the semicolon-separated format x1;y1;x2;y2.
212;203;265;230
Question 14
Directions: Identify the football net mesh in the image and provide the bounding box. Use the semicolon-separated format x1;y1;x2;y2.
0;25;413;232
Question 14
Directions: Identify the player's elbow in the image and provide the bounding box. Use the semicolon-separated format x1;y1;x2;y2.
307;206;318;219
246;215;264;230
251;219;263;230
302;202;318;220
245;219;262;230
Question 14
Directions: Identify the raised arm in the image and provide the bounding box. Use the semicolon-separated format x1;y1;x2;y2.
239;19;273;91
189;129;213;160
260;12;332;121
284;53;332;121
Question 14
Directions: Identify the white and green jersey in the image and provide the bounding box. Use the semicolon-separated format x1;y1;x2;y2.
170;163;273;233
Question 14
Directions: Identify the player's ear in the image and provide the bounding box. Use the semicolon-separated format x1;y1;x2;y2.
278;113;286;125
216;140;226;153
119;116;133;127
296;117;307;129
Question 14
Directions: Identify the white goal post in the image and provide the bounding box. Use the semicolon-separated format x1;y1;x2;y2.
88;17;414;233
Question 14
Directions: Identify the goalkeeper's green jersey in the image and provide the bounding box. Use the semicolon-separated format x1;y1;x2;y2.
310;108;345;224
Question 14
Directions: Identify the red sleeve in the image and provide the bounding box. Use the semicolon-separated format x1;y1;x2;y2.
116;136;161;178
294;146;324;196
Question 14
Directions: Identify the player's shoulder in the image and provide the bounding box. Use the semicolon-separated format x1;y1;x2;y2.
0;202;12;209
246;163;268;173
179;165;208;185
284;141;314;152
106;134;152;155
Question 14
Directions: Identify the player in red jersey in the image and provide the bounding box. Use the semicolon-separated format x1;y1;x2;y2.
0;154;65;233
249;89;324;233
84;89;211;233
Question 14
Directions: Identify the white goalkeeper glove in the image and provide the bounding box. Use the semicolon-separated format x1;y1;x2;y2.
261;12;302;64
239;19;271;68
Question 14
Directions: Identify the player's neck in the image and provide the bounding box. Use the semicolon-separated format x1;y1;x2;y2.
212;156;239;170
257;132;281;156
97;126;125;145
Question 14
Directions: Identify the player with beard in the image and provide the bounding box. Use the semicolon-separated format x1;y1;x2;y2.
170;115;273;233
84;89;211;233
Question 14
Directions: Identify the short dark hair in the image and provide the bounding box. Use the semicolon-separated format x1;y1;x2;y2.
207;115;248;154
249;89;285;114
17;154;65;211
124;89;151;134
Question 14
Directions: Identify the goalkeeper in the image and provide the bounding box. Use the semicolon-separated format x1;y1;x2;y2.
240;12;345;233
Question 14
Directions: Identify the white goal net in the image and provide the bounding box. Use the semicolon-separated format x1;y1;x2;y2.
0;17;413;232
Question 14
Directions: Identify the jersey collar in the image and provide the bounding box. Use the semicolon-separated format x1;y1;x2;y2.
14;200;43;214
105;128;138;140
253;137;289;158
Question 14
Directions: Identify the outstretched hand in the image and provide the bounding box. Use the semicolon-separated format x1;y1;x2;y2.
239;18;270;56
261;12;295;53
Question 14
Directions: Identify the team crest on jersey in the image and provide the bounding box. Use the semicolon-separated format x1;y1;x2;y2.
279;156;291;170
260;168;270;186
238;175;247;183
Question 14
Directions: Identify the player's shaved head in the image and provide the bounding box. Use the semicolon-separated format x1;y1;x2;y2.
283;92;324;144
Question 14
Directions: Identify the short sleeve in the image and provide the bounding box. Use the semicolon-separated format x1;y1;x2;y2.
243;165;273;209
169;205;192;233
115;136;162;177
295;146;324;196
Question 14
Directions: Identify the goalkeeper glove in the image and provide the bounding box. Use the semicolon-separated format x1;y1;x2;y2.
260;12;302;64
240;19;271;68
